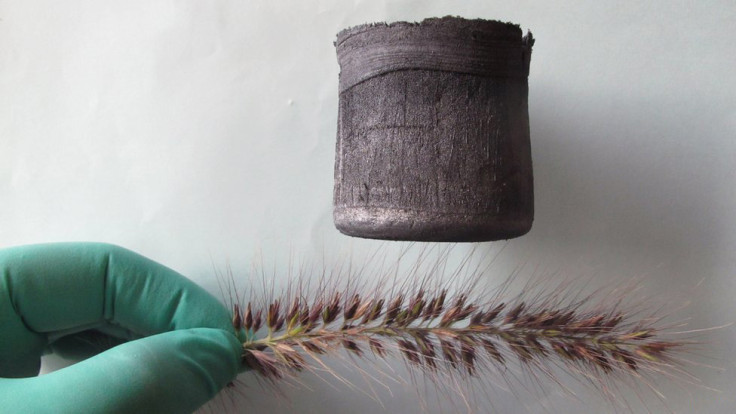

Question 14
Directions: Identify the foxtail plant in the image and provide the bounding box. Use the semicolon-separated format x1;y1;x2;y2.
223;246;699;411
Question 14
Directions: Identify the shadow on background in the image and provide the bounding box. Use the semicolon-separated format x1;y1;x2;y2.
467;78;736;412
526;79;728;281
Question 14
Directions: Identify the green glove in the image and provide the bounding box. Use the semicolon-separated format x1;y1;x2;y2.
0;242;244;413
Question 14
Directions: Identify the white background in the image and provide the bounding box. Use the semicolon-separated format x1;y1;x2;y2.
1;1;735;413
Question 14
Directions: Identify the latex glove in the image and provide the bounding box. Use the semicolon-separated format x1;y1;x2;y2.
0;242;244;413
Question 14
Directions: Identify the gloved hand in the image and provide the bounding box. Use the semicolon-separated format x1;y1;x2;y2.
0;242;244;413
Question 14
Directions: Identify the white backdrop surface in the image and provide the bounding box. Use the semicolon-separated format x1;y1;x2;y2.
1;1;735;413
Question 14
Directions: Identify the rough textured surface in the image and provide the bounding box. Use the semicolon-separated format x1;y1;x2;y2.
335;17;531;92
334;18;534;241
334;17;534;241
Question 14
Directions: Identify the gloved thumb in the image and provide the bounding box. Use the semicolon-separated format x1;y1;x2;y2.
0;328;242;414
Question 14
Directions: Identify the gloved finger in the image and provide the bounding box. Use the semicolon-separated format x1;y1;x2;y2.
0;328;242;414
0;242;239;377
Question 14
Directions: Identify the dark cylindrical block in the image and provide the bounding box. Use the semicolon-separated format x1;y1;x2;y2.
333;17;534;242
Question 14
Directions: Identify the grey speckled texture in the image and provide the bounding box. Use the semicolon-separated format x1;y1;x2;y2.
334;17;534;242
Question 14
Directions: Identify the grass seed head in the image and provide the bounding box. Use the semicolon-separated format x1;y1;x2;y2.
231;248;699;412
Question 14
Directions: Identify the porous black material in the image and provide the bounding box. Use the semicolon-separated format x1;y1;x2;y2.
334;16;534;242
